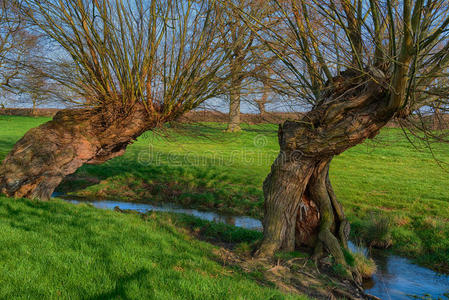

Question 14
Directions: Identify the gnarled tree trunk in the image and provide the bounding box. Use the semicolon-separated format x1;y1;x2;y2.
257;71;393;268
0;104;153;200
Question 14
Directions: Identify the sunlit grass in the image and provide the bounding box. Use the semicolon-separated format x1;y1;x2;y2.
0;196;305;299
1;116;448;272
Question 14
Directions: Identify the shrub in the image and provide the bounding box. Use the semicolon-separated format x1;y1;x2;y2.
359;212;393;249
353;252;377;278
234;242;252;256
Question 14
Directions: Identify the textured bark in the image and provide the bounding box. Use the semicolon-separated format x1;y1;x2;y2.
256;79;268;118
227;84;242;132
0;104;153;200
226;56;243;132
295;188;320;248
257;70;393;259
256;100;266;117
227;99;241;132
306;160;349;265
256;155;315;255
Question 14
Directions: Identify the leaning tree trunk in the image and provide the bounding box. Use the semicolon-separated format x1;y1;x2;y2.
0;104;153;200
257;71;395;268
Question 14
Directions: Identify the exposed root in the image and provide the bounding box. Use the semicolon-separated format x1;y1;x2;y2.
309;161;347;266
326;170;350;249
111;207;371;299
217;247;368;299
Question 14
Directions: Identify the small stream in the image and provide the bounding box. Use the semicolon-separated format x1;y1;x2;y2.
64;198;449;300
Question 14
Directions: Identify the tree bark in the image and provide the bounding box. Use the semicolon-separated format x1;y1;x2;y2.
256;153;316;255
0;104;153;200
256;78;269;118
304;160;350;265
227;79;242;132
257;71;394;262
256;100;266;117
227;93;241;132
31;100;37;117
226;53;243;133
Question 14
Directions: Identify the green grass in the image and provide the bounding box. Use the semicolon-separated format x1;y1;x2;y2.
0;196;305;299
1;115;449;272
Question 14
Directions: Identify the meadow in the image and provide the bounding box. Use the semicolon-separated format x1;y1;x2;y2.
0;195;311;299
1;115;449;273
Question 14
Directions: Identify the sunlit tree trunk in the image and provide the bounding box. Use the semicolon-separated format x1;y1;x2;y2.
227;77;242;132
257;73;392;269
256;75;269;117
256;100;265;117
226;48;244;132
31;100;37;116
0;105;153;199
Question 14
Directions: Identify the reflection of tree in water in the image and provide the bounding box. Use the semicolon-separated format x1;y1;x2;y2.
362;278;375;290
224;215;236;226
370;250;390;275
213;215;236;226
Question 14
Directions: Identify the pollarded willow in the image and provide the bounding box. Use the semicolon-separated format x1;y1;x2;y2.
0;0;231;199
234;0;449;280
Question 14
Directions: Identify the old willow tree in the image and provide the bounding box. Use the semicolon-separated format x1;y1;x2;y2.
240;0;449;268
0;0;230;199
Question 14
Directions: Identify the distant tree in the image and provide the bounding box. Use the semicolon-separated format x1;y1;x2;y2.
0;0;23;94
219;0;275;132
0;0;230;200
1;0;48;110
240;0;449;278
22;34;71;113
255;86;268;117
18;66;50;114
253;69;277;117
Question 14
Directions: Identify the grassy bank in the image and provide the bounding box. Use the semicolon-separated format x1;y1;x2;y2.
1;115;448;272
0;196;309;299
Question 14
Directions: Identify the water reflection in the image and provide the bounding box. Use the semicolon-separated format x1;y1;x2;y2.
348;243;449;299
63;197;449;300
66;199;263;231
365;251;449;299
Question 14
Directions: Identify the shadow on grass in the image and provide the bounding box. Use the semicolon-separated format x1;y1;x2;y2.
87;268;151;300
0;138;19;160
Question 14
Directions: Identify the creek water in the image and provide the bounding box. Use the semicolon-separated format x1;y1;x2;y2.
64;198;449;300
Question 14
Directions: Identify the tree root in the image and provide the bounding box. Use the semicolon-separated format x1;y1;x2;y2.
307;160;363;282
309;161;345;263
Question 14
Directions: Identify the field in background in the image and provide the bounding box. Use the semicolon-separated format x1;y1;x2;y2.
0;107;302;124
3;108;449;129
1;116;448;272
